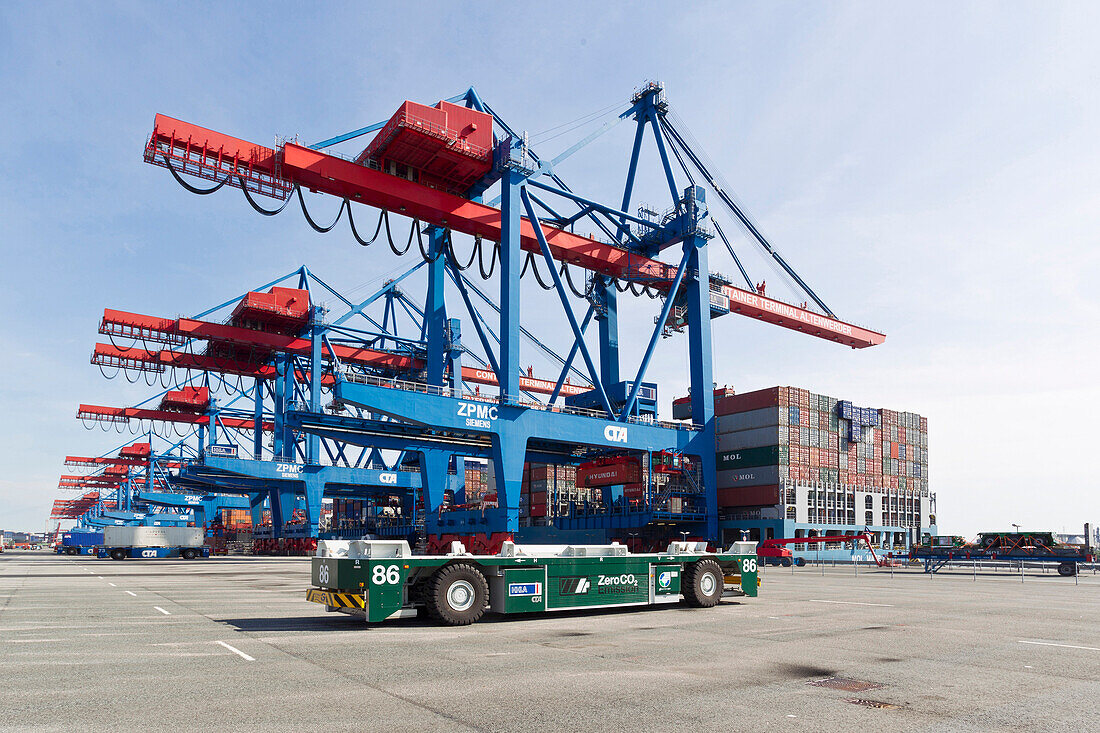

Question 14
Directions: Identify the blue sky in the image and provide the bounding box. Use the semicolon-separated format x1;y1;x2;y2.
1;2;1097;536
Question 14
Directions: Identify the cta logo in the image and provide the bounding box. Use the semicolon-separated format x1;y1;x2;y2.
658;571;672;589
604;425;628;443
378;473;397;485
558;576;591;595
458;402;497;429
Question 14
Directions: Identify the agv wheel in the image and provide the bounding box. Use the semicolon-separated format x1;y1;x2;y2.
110;548;127;561
682;558;723;607
426;563;488;625
1058;562;1077;577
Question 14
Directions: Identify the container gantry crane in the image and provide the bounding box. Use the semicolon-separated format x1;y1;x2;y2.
57;438;201;528
79;269;537;545
137;83;883;549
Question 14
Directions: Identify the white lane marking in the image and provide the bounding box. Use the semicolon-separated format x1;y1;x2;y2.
153;607;171;616
808;599;894;607
6;639;66;643
108;583;117;587
125;591;138;597
96;576;103;579
215;640;255;661
1018;640;1100;652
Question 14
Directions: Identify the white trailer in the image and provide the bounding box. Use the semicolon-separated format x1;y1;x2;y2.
99;526;209;560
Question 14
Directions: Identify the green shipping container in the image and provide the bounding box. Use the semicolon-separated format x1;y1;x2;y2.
716;445;788;469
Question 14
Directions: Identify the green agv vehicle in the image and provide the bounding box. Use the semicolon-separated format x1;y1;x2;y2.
307;539;760;625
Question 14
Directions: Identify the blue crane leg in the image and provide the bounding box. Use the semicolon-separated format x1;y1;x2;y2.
498;169;523;400
249;493;266;527
301;473;323;536
685;233;718;541
488;431;524;536
425;227;449;387
419;448;452;535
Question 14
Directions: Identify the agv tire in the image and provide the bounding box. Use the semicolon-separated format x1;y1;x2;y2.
110;549;126;561
426;563;488;626
181;548;198;560
1058;562;1076;577
781;557;792;567
682;558;723;607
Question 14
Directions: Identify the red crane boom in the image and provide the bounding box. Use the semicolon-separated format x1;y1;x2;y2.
144;114;884;349
95;309;591;396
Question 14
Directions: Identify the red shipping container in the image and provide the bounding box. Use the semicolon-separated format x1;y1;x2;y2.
717;484;780;508
715;387;783;416
623;482;645;499
529;505;547;517
528;465;552;480
577;459;641;487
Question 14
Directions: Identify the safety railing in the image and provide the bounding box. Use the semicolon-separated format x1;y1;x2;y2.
362;110;491;164
144;132;292;201
339;370;698;431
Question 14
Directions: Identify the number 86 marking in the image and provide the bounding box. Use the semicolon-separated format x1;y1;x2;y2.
372;565;401;584
742;558;757;573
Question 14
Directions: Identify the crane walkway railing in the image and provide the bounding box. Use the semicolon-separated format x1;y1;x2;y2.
339;371;699;431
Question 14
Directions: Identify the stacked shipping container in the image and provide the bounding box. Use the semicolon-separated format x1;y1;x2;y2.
463;462;489;501
520;463;579;519
509;462;646;523
713;387;931;533
217;508;252;531
330;497;406;532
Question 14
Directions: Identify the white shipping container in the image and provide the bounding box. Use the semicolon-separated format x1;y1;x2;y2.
103;526;203;548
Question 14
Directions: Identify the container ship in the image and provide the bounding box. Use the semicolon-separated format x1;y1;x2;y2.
696;386;933;561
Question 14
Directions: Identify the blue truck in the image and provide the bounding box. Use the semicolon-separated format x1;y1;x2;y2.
57;530;104;556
